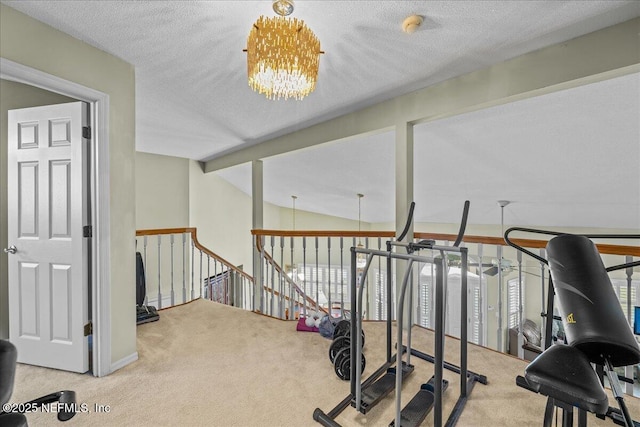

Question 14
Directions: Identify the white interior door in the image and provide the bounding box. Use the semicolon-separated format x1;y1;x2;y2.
7;101;89;373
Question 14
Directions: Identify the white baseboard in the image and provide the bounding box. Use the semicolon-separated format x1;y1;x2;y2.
110;351;138;373
146;295;174;309
146;293;200;309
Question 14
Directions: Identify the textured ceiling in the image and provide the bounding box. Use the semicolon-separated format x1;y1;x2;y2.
4;1;639;229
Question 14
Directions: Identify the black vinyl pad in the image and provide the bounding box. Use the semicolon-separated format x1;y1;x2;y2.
547;234;640;367
0;340;17;408
524;345;608;415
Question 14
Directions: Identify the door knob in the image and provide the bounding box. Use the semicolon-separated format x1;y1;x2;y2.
3;245;17;254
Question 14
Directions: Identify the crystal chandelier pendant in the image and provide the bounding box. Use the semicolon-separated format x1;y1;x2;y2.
245;0;322;100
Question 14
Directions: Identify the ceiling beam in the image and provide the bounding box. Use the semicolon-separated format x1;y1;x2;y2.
204;18;640;173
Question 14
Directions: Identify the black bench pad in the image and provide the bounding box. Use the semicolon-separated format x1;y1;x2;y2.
522;345;608;415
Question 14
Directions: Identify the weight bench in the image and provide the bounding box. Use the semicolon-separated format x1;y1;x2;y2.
505;230;640;427
0;340;77;426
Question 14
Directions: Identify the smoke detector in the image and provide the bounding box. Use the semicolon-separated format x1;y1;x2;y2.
402;15;423;34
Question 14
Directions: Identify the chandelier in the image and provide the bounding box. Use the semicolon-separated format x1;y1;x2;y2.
245;0;323;100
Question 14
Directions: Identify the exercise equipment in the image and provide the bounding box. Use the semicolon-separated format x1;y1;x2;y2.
505;228;640;427
329;323;366;380
332;320;365;345
333;347;366;381
333;320;350;340
0;340;77;426
136;252;159;325
389;375;449;427
314;201;486;427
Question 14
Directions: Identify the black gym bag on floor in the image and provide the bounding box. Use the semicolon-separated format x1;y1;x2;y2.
136;252;159;325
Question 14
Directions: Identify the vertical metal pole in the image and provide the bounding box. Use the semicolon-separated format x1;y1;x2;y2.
517;250;524;358
460;248;468;397
429;259;435;328
170;234;175;307
395;259;414;427
540;248;546;346
340;237;344;317
417;255;423;327
302;236;307;317
350;247;358;406
434;257;445;427
214;259;218;301
143;236;148;306
386;239;393;363
357;254;369;415
626;255;633;324
280;236;285;318
191;238;195;301
407;260;413;366
199;250;203;299
206;255;210;301
270;235;275;317
377;237;382;320
625;255;634;395
478;243;484;346
315;236;319;313
182;233;187;304
497;245;503;352
327;237;332;316
260;235;265;313
290;236;295;319
157;235;162;309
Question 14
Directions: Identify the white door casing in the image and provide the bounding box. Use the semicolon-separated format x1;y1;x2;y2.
7;101;89;373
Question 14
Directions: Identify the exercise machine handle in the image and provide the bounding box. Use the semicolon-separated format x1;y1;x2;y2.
452;200;470;248
505;226;640;268
397;202;415;243
503;227;551;265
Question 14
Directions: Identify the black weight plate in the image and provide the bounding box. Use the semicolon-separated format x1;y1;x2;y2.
333;348;366;381
338;352;351;381
329;336;350;363
333;320;351;340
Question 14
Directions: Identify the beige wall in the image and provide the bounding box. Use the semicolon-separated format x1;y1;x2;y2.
188;161;254;273
0;80;76;340
1;4;136;366
135;152;189;229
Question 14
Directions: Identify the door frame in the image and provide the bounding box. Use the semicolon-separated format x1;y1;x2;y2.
1;57;111;377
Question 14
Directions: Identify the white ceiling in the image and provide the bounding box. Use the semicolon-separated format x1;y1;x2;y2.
4;1;639;229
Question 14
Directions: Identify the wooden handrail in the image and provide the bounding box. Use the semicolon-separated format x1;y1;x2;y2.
251;229;640;257
252;229;395;238
136;227;254;282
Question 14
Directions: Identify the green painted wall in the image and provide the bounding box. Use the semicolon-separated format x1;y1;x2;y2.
1;4;137;367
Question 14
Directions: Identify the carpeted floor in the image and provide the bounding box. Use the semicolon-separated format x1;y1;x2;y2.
9;299;640;426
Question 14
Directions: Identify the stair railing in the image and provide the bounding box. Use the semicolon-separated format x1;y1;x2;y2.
252;229;639;362
135;228;254;311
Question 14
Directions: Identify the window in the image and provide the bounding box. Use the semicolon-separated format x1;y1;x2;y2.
298;264;349;309
417;265;486;345
611;278;640;326
507;278;522;330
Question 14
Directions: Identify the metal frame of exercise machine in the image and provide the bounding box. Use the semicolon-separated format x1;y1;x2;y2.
505;227;640;427
314;201;486;427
